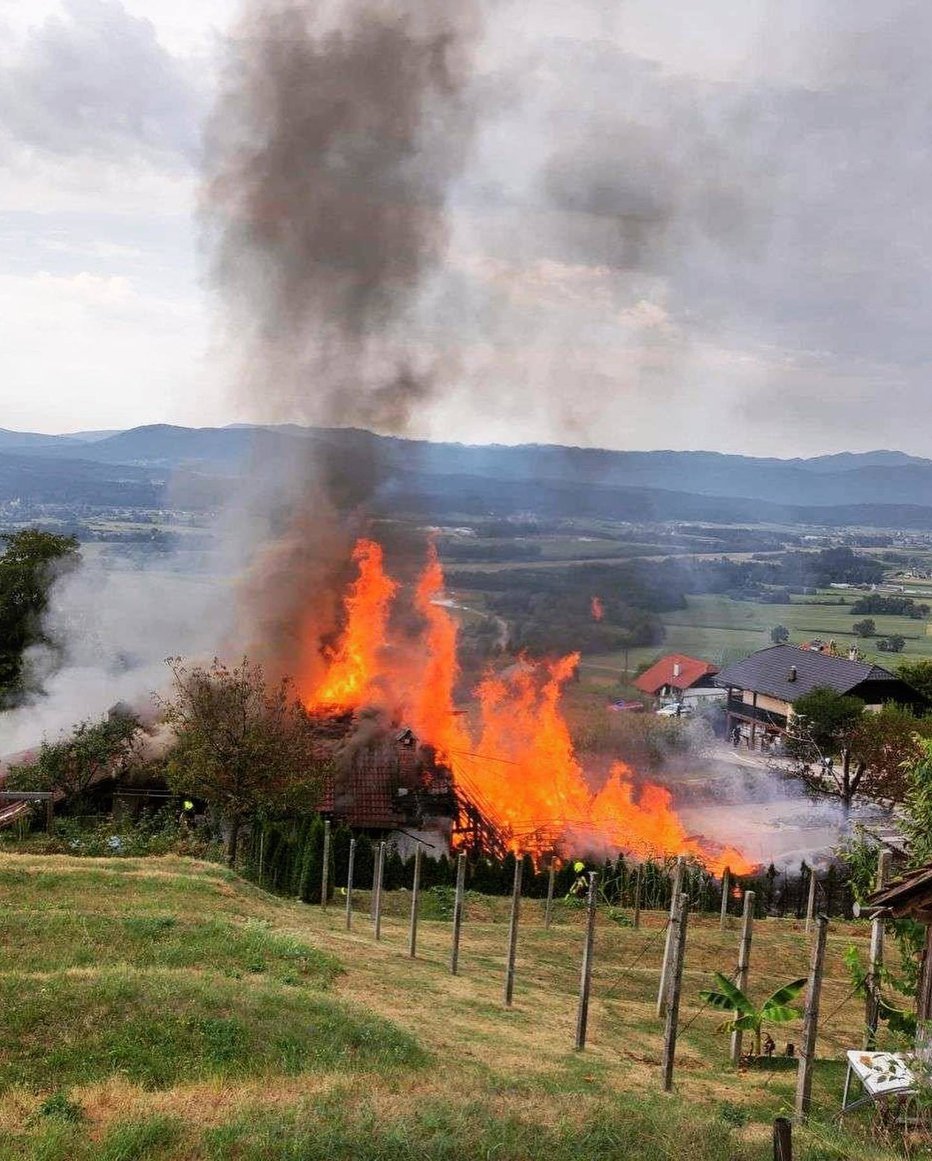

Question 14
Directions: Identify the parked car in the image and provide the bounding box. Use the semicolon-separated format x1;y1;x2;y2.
656;702;693;718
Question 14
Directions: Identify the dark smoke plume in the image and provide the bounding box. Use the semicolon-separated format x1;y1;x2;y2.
202;0;480;678
204;0;479;431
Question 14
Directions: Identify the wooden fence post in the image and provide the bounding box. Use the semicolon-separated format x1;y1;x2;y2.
661;892;690;1092
451;851;467;975
865;848;892;1048
344;838;356;931
320;820;331;909
795;914;829;1122
575;871;599;1050
720;867;731;930
772;1117;792;1161
408;845;422;958
657;856;686;1018
373;841;386;941
544;862;556;930
730;890;756;1066
503;857;523;1007
805;870;817;935
633;864;642;930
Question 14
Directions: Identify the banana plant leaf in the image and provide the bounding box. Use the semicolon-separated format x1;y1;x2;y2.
698;972;755;1016
760;1003;800;1025
763;979;807;1008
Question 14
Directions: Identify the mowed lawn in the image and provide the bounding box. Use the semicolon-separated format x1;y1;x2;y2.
0;854;908;1160
584;592;932;676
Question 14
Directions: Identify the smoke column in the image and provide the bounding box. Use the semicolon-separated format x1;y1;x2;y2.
202;0;480;677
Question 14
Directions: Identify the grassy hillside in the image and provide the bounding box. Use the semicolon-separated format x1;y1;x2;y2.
0;855;908;1160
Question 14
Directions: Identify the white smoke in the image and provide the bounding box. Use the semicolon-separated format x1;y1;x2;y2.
0;548;235;755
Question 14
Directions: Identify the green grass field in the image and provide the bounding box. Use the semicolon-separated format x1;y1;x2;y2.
582;592;932;678
0;854;911;1160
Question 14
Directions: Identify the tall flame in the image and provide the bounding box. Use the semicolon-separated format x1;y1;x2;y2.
410;543;469;763
305;538;397;710
303;537;754;874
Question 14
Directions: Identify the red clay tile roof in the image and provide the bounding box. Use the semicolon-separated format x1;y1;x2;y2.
633;654;719;696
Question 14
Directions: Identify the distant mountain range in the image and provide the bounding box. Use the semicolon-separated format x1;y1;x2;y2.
4;423;932;528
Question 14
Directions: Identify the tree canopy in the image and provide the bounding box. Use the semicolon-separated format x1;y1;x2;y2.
898;659;932;705
790;686;865;756
159;657;328;865
6;708;142;804
847;704;932;802
0;529;79;706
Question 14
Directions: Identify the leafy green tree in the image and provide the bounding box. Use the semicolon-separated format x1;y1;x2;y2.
6;709;141;807
902;739;932;867
898;659;932;704
770;625;790;644
789;686;866;806
790;686;864;756
0;529;79;705
878;635;906;653
160;657;327;866
699;973;806;1057
852;618;877;638
846;704;932;803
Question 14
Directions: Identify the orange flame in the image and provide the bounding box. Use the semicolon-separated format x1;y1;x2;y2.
303;537;754;873
591;596;604;621
410;542;469;764
305;538;397;710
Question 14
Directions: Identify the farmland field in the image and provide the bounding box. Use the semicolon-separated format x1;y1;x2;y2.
582;591;932;678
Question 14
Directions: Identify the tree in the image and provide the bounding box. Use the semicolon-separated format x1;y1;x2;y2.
790;686;864;756
789;686;866;806
852;618;877;638
160;657;327;866
0;529;79;705
699;972;807;1057
878;635;906;653
6;708;142;806
898;660;932;704
902;739;932;867
846;704;932;802
770;625;790;644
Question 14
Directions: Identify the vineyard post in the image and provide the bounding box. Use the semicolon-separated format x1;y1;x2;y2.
544;862;556;930
772;1117;792;1161
503;857;523;1007
633;863;642;930
730;890;756;1066
345;838;356;931
865;849;892;1048
794;914;828;1122
408;845;423;958
657;856;685;1018
373;841;386;941
805;870;817;935
574;871;599;1050
451;851;467;975
661;892;690;1092
320;820;331;909
720;867;731;930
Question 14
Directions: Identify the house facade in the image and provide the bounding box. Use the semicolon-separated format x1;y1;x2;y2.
715;644;925;747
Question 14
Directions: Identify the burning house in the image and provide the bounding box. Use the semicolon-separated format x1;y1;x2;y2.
314;717;506;859
296;537;754;874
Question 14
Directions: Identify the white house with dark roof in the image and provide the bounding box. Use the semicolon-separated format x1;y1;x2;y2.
714;644;926;746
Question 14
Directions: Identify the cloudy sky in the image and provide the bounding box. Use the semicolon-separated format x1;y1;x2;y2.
2;0;931;456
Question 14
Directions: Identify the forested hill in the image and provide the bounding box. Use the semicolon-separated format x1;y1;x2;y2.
4;423;932;527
